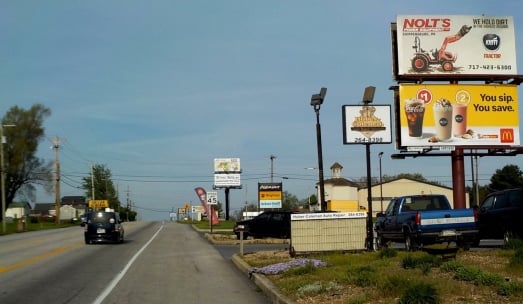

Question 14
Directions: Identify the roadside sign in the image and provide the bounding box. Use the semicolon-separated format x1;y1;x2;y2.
207;191;218;205
88;200;109;208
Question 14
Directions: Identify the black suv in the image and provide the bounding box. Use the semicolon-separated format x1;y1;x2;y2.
477;188;523;243
84;211;125;244
233;211;293;240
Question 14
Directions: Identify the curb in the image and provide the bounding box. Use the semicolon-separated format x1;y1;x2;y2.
231;254;294;304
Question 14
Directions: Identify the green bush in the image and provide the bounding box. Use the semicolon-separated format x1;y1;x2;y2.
504;238;523;250
399;282;440;304
498;281;523;296
347;265;378;287
378;247;397;259
475;272;504;286
454;266;481;282
440;260;464;273
510;248;523;267
402;253;441;270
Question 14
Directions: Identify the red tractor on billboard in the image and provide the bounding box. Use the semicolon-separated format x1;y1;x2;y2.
411;25;472;72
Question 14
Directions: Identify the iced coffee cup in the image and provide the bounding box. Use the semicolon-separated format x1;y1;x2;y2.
433;98;453;141
404;98;425;138
452;103;468;136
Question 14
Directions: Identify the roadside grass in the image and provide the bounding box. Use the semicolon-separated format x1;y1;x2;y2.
242;245;523;303
0;218;79;235
182;219;236;231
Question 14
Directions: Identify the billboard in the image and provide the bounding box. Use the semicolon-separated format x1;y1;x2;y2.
214;158;241;173
398;84;519;149
342;105;392;144
396;15;517;76
258;182;282;209
213;173;241;187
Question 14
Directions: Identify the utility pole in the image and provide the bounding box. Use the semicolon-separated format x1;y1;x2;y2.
270;154;276;182
90;163;95;202
126;186;130;221
53;136;61;225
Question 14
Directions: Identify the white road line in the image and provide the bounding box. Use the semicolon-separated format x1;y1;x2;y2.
93;223;164;304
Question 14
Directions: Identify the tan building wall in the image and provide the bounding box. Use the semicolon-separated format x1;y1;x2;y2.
358;178;469;216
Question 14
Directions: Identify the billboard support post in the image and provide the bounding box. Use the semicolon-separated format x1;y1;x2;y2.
451;148;466;209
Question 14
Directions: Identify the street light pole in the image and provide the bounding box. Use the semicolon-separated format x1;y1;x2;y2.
310;87;327;212
379;152;384;213
1;124;15;234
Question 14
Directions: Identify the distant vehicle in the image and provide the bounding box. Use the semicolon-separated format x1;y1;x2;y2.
375;194;479;251
84;211;124;244
233;211;294;240
477;187;523;244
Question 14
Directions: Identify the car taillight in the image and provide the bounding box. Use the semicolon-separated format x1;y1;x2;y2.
415;212;421;225
473;208;478;222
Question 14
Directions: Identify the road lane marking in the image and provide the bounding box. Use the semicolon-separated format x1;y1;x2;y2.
93;223;164;304
0;242;84;274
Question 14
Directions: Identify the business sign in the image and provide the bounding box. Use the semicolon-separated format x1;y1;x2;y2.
396;15;517;76
398;84;519;149
342;105;392;144
213;173;241;187
88;200;109;208
258;182;282;209
213;158;241;173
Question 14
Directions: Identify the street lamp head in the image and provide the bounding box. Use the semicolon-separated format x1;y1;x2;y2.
378;152;384;158
310;87;327;107
362;86;376;103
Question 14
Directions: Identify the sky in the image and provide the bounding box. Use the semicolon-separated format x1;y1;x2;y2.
1;1;522;221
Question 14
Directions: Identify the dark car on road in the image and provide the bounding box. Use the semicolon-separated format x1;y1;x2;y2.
84;211;125;244
233;211;294;240
477;187;523;244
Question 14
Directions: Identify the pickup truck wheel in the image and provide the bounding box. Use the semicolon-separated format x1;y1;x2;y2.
405;234;418;251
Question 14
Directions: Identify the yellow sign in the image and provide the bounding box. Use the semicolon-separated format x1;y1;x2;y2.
259;191;282;200
399;84;519;147
89;200;109;208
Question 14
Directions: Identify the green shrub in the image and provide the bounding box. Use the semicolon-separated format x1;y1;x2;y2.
510;248;523;267
498;281;523;296
440;260;464;273
402;252;441;270
399;282;440;304
475;272;504;286
504;238;523;250
347;265;378;287
454;266;481;282
378;247;397;259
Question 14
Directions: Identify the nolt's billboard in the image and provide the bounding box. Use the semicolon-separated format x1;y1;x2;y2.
398;84;519;149
396;15;517;76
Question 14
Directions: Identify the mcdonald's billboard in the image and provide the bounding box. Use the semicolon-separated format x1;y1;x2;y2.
398;84;519;149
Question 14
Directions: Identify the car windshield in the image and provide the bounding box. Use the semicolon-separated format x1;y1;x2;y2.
88;212;116;223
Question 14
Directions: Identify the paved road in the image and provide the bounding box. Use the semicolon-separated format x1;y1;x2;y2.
0;221;272;304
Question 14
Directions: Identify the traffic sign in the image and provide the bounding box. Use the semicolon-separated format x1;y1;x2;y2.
207;191;218;205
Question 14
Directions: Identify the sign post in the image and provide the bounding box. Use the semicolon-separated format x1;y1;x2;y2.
207;191;217;233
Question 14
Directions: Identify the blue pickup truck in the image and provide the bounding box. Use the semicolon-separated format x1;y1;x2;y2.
374;194;479;251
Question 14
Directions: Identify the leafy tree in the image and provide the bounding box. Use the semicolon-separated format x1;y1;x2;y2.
282;191;300;211
80;164;121;211
488;164;523;191
1;104;53;221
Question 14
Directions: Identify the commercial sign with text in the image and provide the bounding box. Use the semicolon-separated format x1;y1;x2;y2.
398;84;519;149
342;105;392;144
396;15;517;76
258;182;282;209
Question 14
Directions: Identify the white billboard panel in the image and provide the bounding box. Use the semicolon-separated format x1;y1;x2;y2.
396;15;517;76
